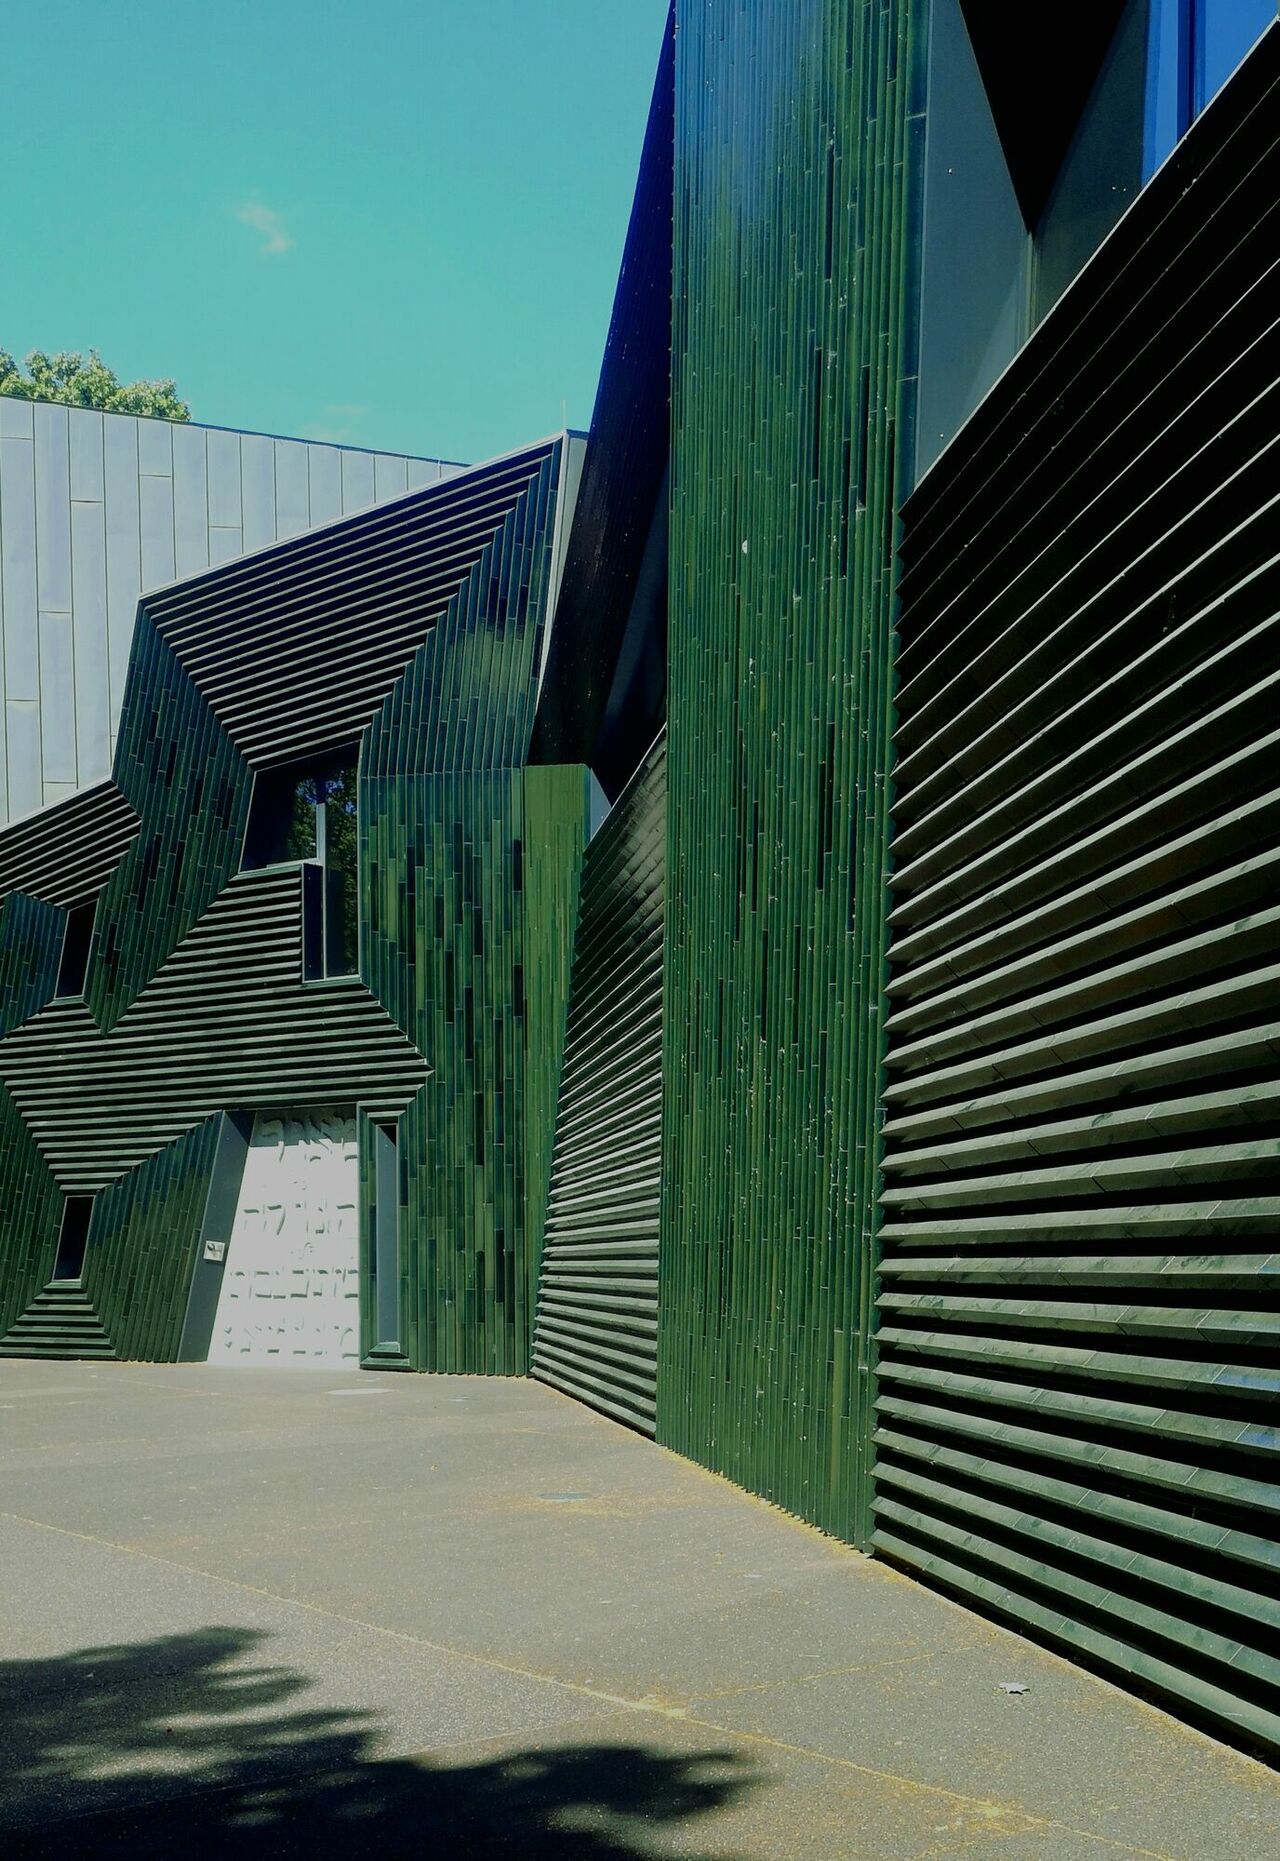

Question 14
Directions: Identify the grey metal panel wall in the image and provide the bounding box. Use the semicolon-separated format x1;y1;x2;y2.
878;32;1280;1754
0;400;460;824
532;734;665;1433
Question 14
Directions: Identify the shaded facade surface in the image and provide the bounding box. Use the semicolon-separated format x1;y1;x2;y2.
0;1080;61;1344
0;398;458;822
526;15;672;1425
0;781;139;909
878;32;1280;1753
533;733;666;1433
83;1116;226;1364
356;440;589;1373
659;0;925;1545
0;440;586;1370
0;0;1276;1765
529;17;672;802
0;868;426;1190
955;0;1126;225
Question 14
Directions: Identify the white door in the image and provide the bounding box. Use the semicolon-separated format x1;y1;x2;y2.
210;1111;360;1366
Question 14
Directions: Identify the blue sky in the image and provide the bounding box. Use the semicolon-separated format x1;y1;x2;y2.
1;0;670;464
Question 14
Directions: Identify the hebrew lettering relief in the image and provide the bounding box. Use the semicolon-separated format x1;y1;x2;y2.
209;1111;360;1365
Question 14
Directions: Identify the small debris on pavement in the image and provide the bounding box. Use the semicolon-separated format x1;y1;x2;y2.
998;1681;1030;1695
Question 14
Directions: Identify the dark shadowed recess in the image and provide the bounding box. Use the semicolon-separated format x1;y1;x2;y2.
529;9;673;801
959;0;1129;222
0;1628;756;1860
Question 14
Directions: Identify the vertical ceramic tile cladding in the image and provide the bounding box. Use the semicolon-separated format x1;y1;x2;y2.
83;1115;222;1362
518;765;588;1308
0;890;64;1037
359;443;589;1374
0;437;552;1368
361;769;585;1374
661;0;925;1543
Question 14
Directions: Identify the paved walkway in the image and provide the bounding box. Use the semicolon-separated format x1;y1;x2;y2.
0;1360;1274;1858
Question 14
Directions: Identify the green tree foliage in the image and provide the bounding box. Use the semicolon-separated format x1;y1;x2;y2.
0;347;190;420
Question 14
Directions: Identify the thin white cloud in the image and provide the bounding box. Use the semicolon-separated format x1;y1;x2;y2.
235;197;293;256
300;404;370;444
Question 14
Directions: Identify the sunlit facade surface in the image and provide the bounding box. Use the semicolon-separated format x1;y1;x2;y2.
1;2;1277;1756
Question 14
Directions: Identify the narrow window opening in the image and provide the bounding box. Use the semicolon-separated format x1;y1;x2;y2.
372;1123;401;1351
52;1195;94;1285
317;780;358;977
56;903;95;998
243;749;358;978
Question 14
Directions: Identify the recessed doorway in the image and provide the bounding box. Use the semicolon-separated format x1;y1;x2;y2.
208;1110;359;1366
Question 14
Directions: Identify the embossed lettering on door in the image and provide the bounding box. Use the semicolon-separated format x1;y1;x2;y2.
209;1110;359;1365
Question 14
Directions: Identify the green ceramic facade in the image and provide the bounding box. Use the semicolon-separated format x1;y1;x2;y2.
83;1116;224;1363
659;0;925;1546
0;1083;63;1339
0;437;583;1377
0;0;1277;1757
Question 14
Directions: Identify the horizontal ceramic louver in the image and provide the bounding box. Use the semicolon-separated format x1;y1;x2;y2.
0;1286;115;1361
0;868;428;1192
0;782;139;909
660;0;924;1545
878;31;1280;1756
143;442;562;770
533;736;665;1432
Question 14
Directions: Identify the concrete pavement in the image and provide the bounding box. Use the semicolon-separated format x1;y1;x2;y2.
0;1359;1275;1858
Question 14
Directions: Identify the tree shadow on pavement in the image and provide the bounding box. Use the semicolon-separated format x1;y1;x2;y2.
0;1626;758;1858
